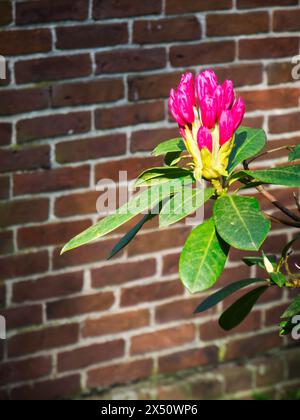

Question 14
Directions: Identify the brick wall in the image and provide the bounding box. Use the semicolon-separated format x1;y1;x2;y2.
0;0;300;400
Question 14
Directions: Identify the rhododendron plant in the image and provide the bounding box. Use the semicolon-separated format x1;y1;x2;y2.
63;69;300;336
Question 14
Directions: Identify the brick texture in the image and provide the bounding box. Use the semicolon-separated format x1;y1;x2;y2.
0;0;299;401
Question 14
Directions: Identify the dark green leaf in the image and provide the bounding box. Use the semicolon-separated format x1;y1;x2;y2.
270;272;286;288
289;145;300;162
281;294;300;319
235;165;300;187
281;232;300;259
152;138;186;156
219;286;269;330
194;278;266;313
164;151;182;167
135;167;193;187
242;255;277;269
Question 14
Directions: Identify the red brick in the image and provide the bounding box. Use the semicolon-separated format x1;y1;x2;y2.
267;61;295;85
131;324;195;355
0;60;10;87
155;296;207;323
13;165;90;195
15;54;92;84
55;191;99;218
46;291;115;320
93;0;162;19
133;17;201;44
58;339;124;372
0;122;12;146
215;64;263;87
95;101;165;130
274;9;300;32
159;346;218;374
0;145;50;173
13;271;84;303
17;219;91;249
239;37;299;60
238;88;299;112
56;134;126;164
237;0;298;8
17;111;91;143
207;12;269;37
56;23;128;49
166;0;232;14
121;280;183;307
0;176;9;200
265;304;287;326
91;259;157;288
0;29;52;56
8;324;79;358
0;1;12;25
0;356;51;386
52;79;124;108
242;116;264;129
128;71;182;101
0;251;48;280
0;88;50;116
11;375;81;400
16;0;89;24
83;309;150;338
269;111;300;134
170;41;235;67
88;359;153;388
0;304;43;330
96;48;166;74
131;127;179;153
0;198;49;228
95;156;162;182
0;231;13;255
253;356;285;388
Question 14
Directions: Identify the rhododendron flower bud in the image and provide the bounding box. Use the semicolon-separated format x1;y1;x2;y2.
197;126;213;153
169;89;186;127
179;72;196;107
200;96;217;129
231;97;246;131
177;89;195;124
196;69;218;100
219;110;234;146
222;80;234;110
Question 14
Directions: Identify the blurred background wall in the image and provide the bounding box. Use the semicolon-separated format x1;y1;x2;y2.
0;0;300;400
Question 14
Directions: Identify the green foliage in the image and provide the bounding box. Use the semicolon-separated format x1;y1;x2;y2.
242;255;277;269
235;164;300;187
288;145;300;162
281;294;300;319
135;167;193;187
152;138;186;156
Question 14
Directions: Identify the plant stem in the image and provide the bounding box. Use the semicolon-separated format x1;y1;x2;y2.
247;145;295;164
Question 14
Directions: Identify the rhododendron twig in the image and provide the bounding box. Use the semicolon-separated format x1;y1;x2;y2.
247;145;296;164
263;212;300;228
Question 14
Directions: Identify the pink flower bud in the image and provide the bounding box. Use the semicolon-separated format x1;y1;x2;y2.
219;110;234;146
231;97;245;131
177;88;195;124
213;85;224;118
196;69;218;100
169;89;186;127
222;80;234;110
179;73;196;107
200;96;217;129
197;126;213;153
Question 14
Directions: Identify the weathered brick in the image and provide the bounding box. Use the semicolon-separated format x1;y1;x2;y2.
274;9;300;32
237;0;298;8
265;303;287;326
238;88;299;111
55;191;99;218
0;231;13;255
16;0;89;24
93;0;162;19
0;29;52;56
286;349;300;380
56;23;128;49
0;88;50;116
166;0;232;14
155;296;207;323
17;219;91;249
128;72;182;101
91;259;157;288
0;251;48;280
0;198;49;228
17;112;91;143
207;12;269;36
0;176;9;200
46;291;115;320
267;61;295;85
0;122;12;146
253;356;285;387
58;339;124;372
8;324;79;358
170;41;235;67
0;145;50;173
215;64;263;87
133;17;201;44
131;324;195;355
95;101;165;130
0;356;51;386
269;111;300;134
96;48;166;74
217;365;253;394
239;37;299;60
0;304;43;330
121;280;183;307
13;165;90;195
13;271;84;303
15;54;92;84
131;127;178;153
0;1;12;25
87;359;153;388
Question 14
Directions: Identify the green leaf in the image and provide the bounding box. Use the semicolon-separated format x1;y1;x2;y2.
242;255;277;269
164;151;182;167
194;278;266;313
108;212;157;260
281;294;300;319
135;167;193;187
213;195;271;251
270;272;286;288
152;138;186;156
179;218;229;294
228;127;267;173
281;232;300;259
159;187;214;228
62;180;185;254
289;145;300;162
219;286;269;331
238;164;300;187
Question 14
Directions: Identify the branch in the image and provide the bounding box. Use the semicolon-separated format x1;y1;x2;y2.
263;212;300;228
247;145;296;165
